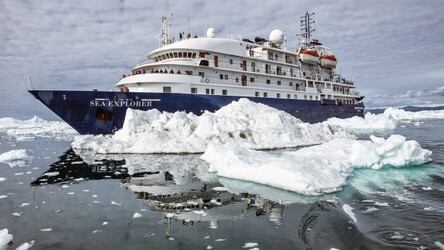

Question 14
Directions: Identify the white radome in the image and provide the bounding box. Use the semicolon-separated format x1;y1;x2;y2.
206;27;215;38
269;29;284;44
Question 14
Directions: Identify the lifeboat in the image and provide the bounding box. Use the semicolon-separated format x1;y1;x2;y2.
299;48;319;65
320;54;337;68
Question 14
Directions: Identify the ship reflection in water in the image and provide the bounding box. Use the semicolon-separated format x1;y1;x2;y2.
31;148;346;243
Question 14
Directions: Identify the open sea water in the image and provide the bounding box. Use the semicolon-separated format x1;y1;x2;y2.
1;119;444;250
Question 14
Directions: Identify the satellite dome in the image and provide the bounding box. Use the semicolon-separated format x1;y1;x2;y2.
269;29;284;44
207;27;216;38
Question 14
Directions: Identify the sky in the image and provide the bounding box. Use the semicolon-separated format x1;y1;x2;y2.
0;0;443;119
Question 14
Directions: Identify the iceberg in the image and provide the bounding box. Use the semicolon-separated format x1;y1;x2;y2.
384;107;444;120
324;112;398;134
0;116;77;141
72;99;350;154
201;135;431;195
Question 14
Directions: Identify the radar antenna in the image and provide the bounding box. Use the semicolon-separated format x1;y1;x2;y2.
299;11;315;47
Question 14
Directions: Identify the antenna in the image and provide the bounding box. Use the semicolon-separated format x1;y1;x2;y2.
299;11;315;46
228;8;232;38
159;14;173;47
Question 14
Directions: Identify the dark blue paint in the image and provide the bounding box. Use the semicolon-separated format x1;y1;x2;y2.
29;90;364;135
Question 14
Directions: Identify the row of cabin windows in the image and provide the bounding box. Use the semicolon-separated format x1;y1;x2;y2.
154;52;197;62
191;87;228;96
254;91;319;100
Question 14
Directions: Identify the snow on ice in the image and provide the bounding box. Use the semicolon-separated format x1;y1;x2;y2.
0;149;31;167
0;228;13;249
201;135;431;195
72;99;350;154
0;116;77;140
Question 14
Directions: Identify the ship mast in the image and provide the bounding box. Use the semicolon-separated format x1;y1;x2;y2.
299;11;315;47
160;15;171;47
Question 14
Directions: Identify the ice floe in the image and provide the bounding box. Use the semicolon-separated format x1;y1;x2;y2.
384;107;444;120
201;135;431;195
132;212;143;219
72;99;350;154
342;204;357;223
16;240;35;250
0;228;13;249
324;112;397;134
0;149;31;167
0;116;77;141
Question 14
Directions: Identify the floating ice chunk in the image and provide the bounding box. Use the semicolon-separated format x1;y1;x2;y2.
165;213;175;218
102;221;108;226
19;203;30;207
435;241;444;250
342;204;357;223
421;186;433;191
374;202;389;207
39;228;52;232
0;116;77;141
201;135;431;195
0;149;31;167
12;212;22;217
110;201;122;206
72;99;350;154
0;228;13;249
132;212;142;219
211;186;228;192
0;195;7;199
330;248;340;250
44;172;59;177
384;107;444;120
363;207;378;213
324;112;398;134
215;239;226;242
16;240;35;250
242;242;259;248
0;177;6;182
206;245;213;250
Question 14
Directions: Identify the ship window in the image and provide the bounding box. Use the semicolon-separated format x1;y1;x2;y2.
241;75;247;86
304;95;307;99
214;55;219;67
294;94;297;99
236;77;239;83
162;54;166;60
277;93;280;98
251;62;256;72
166;54;170;59
222;89;227;95
277;80;281;85
191;87;197;94
178;52;183;58
310;95;313;100
206;88;210;94
315;96;318;100
276;66;282;75
255;92;260;97
220;74;223;80
174;52;178;57
199;60;209;66
308;81;314;87
266;79;270;84
211;89;215;95
265;64;270;74
199;72;205;77
229;59;233;64
199;52;206;58
192;53;196;58
250;77;255;83
263;92;268;97
163;86;172;93
287;94;291;99
188;52;192;58
289;82;293;86
224;75;228;80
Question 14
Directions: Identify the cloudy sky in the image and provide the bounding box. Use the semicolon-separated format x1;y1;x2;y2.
1;0;443;118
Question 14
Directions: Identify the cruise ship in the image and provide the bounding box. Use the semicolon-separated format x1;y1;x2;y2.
29;12;364;134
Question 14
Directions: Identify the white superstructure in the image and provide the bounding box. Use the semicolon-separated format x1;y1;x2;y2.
116;13;362;106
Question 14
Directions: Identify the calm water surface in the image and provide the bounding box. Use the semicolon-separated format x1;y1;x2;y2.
1;120;444;249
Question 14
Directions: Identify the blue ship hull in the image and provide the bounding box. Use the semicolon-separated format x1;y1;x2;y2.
29;90;364;135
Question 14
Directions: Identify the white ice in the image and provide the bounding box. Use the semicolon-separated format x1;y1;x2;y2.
384;107;444;120
242;242;259;248
132;212;142;219
0;149;31;167
0;228;13;249
16;240;35;250
201;135;431;195
72;99;350;154
342;204;357;223
0;116;77;141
